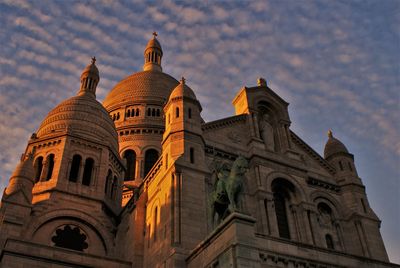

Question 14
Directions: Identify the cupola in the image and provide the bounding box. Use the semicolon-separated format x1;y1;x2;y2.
324;130;349;160
143;32;163;72
78;57;100;97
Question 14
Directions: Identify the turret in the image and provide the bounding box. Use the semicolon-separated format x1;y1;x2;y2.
324;130;360;184
163;77;204;164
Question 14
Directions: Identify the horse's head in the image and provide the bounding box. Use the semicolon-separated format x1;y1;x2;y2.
232;155;249;176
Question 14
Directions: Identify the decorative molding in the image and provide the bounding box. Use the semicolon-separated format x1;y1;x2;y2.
202;114;247;131
308;177;340;193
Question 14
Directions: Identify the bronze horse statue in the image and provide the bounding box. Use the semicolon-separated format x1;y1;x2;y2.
209;156;249;228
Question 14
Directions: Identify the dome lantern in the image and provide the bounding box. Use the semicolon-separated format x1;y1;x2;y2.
79;57;100;97
143;32;163;72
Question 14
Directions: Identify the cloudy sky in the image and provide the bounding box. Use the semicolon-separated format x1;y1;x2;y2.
0;0;398;263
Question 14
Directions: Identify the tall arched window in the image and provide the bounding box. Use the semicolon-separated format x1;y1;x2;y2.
144;149;159;178
111;176;118;199
34;156;43;183
127;109;131;118
105;169;112;195
123;150;136;181
325;234;334;249
136;108;140;116
46;154;55;181
273;192;290;239
69;155;81;182
176;107;179;118
272;178;296;240
153;207;158;241
190;147;195;164
188;108;192;119
82;158;94;186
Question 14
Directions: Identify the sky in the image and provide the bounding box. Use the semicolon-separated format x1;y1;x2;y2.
0;0;399;263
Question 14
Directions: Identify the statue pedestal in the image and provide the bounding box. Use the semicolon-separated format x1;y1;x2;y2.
187;212;260;268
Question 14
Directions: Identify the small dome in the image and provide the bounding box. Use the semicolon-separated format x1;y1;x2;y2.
324;130;349;159
103;70;179;110
5;153;34;196
169;77;197;101
37;94;119;153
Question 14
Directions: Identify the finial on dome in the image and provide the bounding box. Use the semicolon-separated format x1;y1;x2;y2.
181;77;185;85
327;129;333;138
91;56;96;64
152;31;158;38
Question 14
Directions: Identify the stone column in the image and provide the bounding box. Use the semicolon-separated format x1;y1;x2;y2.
39;160;48;182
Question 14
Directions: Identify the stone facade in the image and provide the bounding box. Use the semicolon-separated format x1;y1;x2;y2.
0;35;397;268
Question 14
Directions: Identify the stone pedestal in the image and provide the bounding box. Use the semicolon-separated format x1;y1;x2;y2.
187;212;260;268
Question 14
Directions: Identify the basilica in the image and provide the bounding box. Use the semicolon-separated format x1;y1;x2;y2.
0;35;395;267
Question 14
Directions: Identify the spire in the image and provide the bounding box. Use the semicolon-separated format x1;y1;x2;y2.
143;32;163;72
79;57;100;97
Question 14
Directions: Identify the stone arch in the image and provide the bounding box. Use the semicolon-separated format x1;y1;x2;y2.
25;209;114;255
310;190;344;219
256;98;287;121
265;171;307;203
143;148;160;178
121;148;137;181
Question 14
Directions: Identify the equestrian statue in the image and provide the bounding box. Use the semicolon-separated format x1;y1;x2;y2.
209;155;249;228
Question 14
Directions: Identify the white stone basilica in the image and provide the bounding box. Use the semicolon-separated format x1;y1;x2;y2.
0;34;396;268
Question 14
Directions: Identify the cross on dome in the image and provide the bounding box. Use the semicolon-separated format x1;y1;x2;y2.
327;129;333;138
181;77;185;84
152;32;158;38
91;56;96;64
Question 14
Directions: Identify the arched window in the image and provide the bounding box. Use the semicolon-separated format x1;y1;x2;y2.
153;207;158;241
339;161;343;171
127;109;131;118
176;107;179;118
188;108;192;119
105;169;112;195
147;108;151;116
82;158;94;186
325;234;334;249
123;150;136;181
273;192;290;239
117;112;120;120
136;108;140;116
272;179;295;240
69;155;81;182
190;147;195;164
111;176;118;199
34;156;43;183
156;109;160;117
144;149;159;178
152;108;156;116
52;225;88;252
46;154;55;181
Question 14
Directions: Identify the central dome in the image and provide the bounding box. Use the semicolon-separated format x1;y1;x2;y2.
103;70;179;110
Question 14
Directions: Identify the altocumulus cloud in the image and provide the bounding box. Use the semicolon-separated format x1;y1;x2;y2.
0;0;398;263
